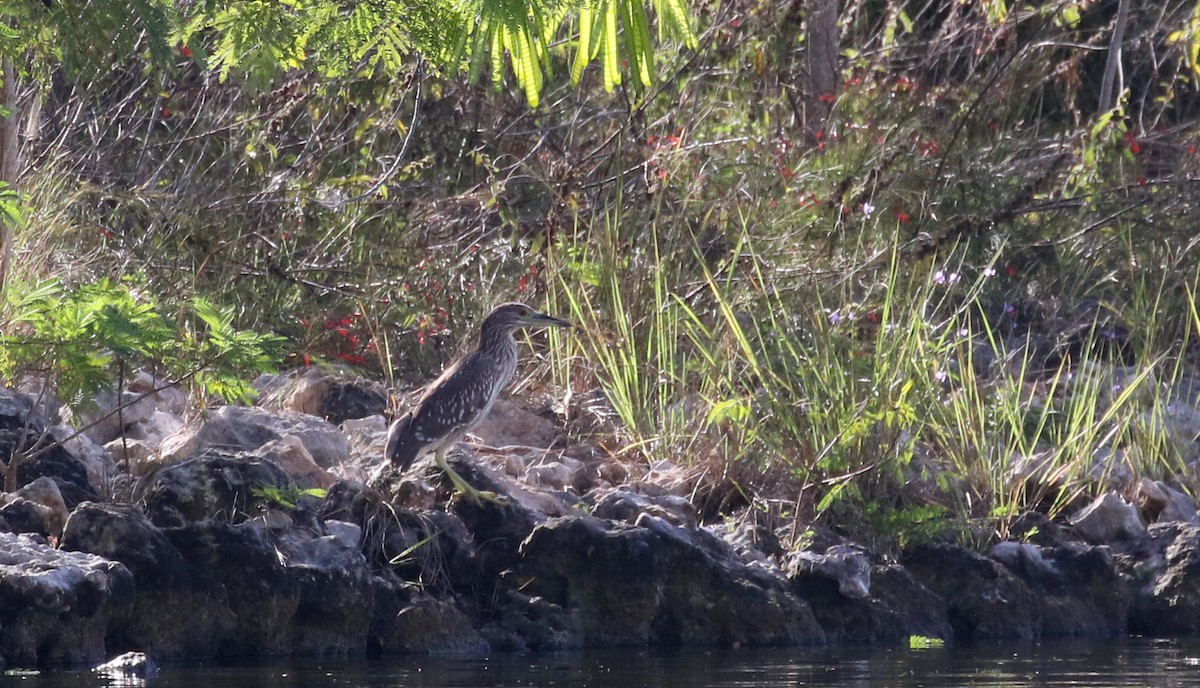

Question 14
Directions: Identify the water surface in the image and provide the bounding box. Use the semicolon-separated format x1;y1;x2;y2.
5;637;1199;687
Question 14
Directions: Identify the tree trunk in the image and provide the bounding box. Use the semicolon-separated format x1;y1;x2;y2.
804;0;840;144
1098;0;1130;113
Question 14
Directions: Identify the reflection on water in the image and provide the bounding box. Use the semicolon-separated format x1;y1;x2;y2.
4;637;1200;688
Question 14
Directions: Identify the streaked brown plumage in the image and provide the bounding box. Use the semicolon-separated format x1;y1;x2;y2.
385;302;570;502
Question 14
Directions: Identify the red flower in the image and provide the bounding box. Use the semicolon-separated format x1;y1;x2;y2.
817;93;836;104
896;210;911;223
180;44;193;59
1124;132;1141;155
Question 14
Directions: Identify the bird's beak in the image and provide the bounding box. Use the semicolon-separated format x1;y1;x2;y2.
524;310;572;329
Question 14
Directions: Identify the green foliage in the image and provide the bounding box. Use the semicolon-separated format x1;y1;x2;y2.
1;0;176;79
0;182;23;228
0;278;283;408
177;0;696;105
908;635;945;649
252;483;328;510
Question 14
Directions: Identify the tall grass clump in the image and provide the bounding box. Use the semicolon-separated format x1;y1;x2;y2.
550;181;1200;547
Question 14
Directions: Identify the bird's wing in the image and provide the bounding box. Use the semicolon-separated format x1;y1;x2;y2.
407;352;498;444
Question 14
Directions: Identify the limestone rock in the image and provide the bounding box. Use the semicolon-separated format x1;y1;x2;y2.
504;514;822;648
5;476;68;538
93;651;159;680
0;531;134;666
124;410;185;447
136;451;293;528
0;498;56;538
282;371;388;424
340;414;389;469
1130;523;1200;634
165;519;374;655
15;434;101;508
790;554;952;644
990;541;1128;636
159;406;351;469
591;487;698;529
104;437;157;471
1136;478;1198;524
60;502;234;657
468;398;561;449
0;388;110;507
1070;492;1147;545
903;543;1041;640
250;436;334;488
786;545;872;599
370;581;489;655
79;372;187;445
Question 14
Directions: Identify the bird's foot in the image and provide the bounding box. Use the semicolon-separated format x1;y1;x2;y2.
453;484;507;506
436;452;508;506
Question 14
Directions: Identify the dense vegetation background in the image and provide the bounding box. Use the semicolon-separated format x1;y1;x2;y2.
4;0;1200;548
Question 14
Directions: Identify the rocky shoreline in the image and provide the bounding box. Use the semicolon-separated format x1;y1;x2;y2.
2;371;1199;669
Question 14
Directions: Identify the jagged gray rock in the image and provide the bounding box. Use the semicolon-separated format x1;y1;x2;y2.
0;532;134;665
903;543;1042;640
990;541;1129;636
60;502;234;657
282;371;388;424
159;405;351;468
1130;522;1200;634
135;450;296;527
500;514;822;648
1070;492;1147;545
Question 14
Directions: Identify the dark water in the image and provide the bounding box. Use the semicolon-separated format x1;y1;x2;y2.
5;637;1200;687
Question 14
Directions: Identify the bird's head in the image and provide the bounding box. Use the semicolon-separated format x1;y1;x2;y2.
483;302;572;333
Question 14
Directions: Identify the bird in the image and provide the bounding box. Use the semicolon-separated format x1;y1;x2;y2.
385;302;571;503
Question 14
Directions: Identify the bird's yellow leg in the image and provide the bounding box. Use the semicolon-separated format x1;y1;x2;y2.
434;448;504;505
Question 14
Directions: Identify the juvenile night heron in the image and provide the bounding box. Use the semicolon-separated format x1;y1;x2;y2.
385;302;571;503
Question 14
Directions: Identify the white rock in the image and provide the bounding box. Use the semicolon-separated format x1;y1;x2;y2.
159;406;351;468
253;436;334;488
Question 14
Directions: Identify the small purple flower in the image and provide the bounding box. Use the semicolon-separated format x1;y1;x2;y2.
862;202;876;216
983;267;997;278
1003;303;1016;316
828;309;844;325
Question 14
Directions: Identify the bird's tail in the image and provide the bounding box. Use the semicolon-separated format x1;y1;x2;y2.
384;412;421;470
